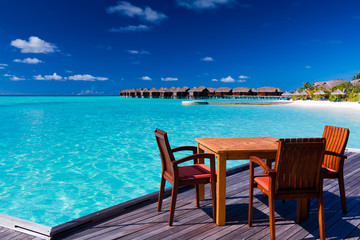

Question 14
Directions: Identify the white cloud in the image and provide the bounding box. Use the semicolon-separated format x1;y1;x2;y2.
14;58;42;64
0;67;4;69
305;66;311;69
107;2;167;23
238;75;249;79
68;74;109;81
141;76;152;80
11;36;57;53
3;74;11;77
109;24;152;32
177;0;235;9
201;57;214;62
220;76;235;83
161;77;178;81
128;49;150;54
11;76;25;81
211;78;218;82
34;73;63;81
0;63;8;69
237;79;246;83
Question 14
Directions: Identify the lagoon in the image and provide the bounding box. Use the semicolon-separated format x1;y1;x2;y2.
0;96;359;227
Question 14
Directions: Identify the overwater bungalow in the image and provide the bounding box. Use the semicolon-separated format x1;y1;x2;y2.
128;89;136;97
140;88;150;98
159;88;173;98
215;87;232;97
207;87;216;97
233;87;252;96
149;88;160;98
135;88;142;98
188;86;209;98
173;87;189;98
313;80;348;90
256;87;283;96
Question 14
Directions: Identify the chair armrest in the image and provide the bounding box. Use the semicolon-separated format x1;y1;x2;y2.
171;146;197;154
325;151;347;159
250;156;275;175
173;153;215;165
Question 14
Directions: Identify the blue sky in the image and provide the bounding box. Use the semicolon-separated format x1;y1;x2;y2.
1;0;360;95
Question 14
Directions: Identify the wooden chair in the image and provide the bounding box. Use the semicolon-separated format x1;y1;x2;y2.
155;129;216;226
322;125;350;213
249;138;326;240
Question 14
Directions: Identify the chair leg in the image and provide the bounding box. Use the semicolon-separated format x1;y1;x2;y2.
269;194;275;240
338;175;347;213
248;180;254;227
158;176;166;212
169;183;178;226
318;194;325;240
195;184;200;208
211;180;216;223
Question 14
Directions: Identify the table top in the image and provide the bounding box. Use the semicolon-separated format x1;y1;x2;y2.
195;137;279;154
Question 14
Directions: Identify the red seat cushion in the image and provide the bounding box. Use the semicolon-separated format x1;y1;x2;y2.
178;164;211;180
254;176;270;191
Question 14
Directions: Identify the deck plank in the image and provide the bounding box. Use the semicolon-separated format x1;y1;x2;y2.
2;151;360;240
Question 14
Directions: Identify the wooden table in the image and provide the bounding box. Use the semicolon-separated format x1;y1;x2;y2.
195;137;279;225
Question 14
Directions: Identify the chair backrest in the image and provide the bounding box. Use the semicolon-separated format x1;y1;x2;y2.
274;138;326;194
155;129;176;178
322;125;350;171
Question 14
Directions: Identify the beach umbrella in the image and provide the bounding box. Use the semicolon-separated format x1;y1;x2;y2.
281;91;292;96
313;90;326;95
331;89;345;95
292;91;301;96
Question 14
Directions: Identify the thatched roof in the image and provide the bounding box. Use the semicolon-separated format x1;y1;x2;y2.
292;91;301;96
351;79;360;86
281;91;292;96
299;90;308;95
251;88;257;93
313;90;326;95
207;87;216;93
257;87;283;93
233;87;251;93
215;87;232;93
140;88;150;93
189;86;208;93
313;80;348;90
174;87;189;93
149;88;159;93
331;89;345;95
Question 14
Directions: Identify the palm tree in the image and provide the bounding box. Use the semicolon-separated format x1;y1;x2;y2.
351;73;360;80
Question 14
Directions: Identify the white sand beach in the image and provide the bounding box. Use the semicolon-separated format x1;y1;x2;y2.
288;100;360;110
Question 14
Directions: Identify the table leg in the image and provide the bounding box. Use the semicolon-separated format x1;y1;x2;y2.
296;198;310;223
197;143;205;201
216;153;227;225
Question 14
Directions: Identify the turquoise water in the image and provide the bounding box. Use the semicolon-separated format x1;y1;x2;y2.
0;96;359;227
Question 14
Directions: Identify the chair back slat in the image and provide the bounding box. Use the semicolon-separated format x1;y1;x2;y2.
155;129;176;178
274;138;326;193
322;125;349;171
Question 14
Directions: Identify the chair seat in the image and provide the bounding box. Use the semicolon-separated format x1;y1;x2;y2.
179;164;211;180
254;176;270;191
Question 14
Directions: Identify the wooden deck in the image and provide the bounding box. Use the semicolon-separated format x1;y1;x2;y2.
5;150;360;239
